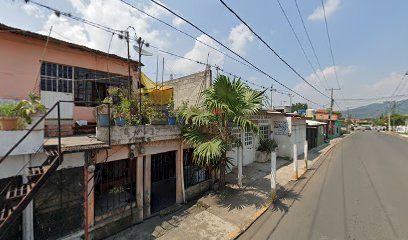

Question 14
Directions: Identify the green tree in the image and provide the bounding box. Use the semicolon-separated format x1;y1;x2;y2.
291;103;308;113
181;75;264;189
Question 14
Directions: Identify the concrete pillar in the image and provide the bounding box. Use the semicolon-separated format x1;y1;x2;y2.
136;156;144;221
175;143;184;204
293;144;298;180
304;140;309;170
143;155;151;218
271;151;277;200
22;154;34;240
237;146;242;188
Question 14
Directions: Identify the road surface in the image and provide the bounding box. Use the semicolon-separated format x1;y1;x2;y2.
239;132;408;240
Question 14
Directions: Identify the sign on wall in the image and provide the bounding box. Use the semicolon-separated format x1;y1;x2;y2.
273;121;289;135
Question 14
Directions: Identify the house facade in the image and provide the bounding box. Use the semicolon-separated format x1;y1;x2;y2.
314;109;342;139
0;24;213;240
0;23;138;136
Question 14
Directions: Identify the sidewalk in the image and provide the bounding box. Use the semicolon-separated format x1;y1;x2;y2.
107;138;343;240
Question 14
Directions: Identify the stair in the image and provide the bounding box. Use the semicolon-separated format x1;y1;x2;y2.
6;184;33;201
0;153;62;232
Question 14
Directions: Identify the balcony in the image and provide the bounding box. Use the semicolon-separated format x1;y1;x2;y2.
96;125;181;145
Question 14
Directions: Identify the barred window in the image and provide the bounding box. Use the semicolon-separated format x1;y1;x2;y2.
40;62;73;93
231;127;241;148
244;131;253;146
259;125;269;140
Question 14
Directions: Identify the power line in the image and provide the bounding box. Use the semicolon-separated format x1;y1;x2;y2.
217;0;330;99
149;0;326;106
293;0;330;88
27;0;324;106
118;0;257;73
276;0;328;90
391;72;408;97
320;0;341;91
336;93;408;102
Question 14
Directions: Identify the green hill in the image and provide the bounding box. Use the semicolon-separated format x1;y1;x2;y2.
344;99;408;119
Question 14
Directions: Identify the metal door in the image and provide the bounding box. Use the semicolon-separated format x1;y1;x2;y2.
151;151;176;213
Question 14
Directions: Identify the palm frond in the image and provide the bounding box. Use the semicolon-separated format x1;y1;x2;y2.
192;138;225;168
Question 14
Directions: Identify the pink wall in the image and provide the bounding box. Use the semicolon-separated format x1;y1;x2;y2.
0;32;136;100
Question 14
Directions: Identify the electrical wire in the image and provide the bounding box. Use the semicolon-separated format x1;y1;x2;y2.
118;0;257;73
276;0;328;90
293;0;330;88
149;0;326;106
217;0;330;99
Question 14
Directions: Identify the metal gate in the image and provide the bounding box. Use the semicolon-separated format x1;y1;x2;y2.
151;151;176;213
306;127;317;149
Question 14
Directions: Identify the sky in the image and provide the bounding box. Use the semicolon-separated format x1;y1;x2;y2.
1;0;408;110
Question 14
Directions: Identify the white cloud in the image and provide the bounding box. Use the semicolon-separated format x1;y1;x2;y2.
36;0;171;59
172;17;185;27
22;4;45;19
171;34;225;73
308;0;340;21
41;14;90;46
228;23;254;55
293;65;354;108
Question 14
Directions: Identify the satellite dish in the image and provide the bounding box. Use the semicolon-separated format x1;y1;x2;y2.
133;45;153;56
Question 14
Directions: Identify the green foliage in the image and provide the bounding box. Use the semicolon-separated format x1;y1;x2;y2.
0;103;18;118
257;139;278;153
14;93;47;124
372;113;408;126
181;75;264;186
291;103;308;113
103;86;163;125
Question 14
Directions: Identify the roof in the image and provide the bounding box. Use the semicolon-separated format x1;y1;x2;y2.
0;23;141;66
306;120;327;126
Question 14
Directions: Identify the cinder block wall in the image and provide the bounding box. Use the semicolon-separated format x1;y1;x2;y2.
164;69;211;108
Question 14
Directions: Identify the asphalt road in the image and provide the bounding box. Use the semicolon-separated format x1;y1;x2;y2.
238;132;408;240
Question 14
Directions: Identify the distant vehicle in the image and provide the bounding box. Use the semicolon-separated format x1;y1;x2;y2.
364;126;371;130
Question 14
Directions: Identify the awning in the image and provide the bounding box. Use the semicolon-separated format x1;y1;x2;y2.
306;120;327;126
140;72;173;105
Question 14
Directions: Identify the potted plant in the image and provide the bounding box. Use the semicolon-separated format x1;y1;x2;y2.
15;93;47;130
0;103;19;130
167;100;177;125
256;138;278;163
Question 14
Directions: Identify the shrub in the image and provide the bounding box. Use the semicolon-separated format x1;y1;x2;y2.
257;138;278;153
0;103;18;118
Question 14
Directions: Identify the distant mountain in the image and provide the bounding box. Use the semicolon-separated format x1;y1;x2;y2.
343;99;408;119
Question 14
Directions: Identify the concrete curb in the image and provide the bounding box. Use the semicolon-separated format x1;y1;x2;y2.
227;134;351;240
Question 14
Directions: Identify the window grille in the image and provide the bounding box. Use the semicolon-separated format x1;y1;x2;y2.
40;62;73;93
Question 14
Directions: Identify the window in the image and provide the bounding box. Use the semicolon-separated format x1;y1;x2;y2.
183;149;210;188
244;131;253;146
74;67;128;106
231;127;241;148
40;62;73;93
259;125;269;140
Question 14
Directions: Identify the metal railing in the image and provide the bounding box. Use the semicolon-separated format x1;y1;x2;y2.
0;100;112;166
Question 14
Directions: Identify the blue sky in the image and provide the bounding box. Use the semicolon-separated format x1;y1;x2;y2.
1;0;408;110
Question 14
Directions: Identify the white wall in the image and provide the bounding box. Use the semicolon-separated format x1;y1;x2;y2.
271;116;306;159
0;152;84;180
41;91;73;119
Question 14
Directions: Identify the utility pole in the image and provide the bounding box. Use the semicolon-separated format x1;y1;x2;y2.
326;88;341;136
346;107;350;132
288;93;294;113
126;30;132;101
270;85;276;110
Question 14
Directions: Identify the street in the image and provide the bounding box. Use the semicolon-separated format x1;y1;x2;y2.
239;132;408;240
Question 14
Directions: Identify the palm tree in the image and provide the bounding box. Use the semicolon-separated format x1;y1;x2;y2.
182;75;264;188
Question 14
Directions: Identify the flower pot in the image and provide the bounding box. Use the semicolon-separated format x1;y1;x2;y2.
151;118;167;125
168;116;177;125
0;117;18;130
97;114;110;127
255;151;271;163
114;117;127;126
